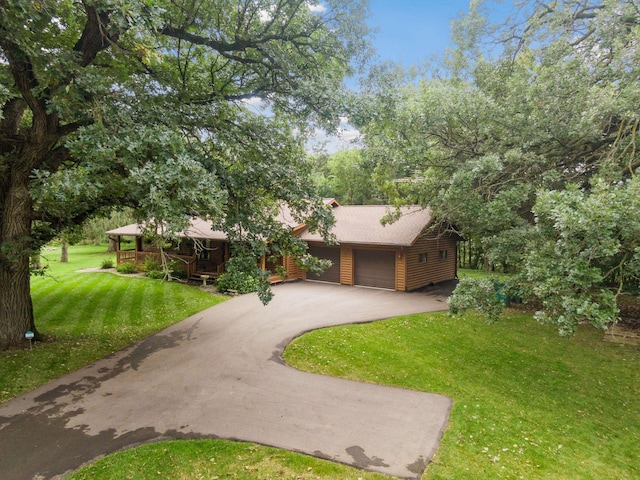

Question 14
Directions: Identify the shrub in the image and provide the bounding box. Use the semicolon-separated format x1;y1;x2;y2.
146;270;165;280
448;277;506;324
215;255;273;304
216;271;260;295
142;255;161;273
116;263;138;274
171;268;187;280
101;259;114;269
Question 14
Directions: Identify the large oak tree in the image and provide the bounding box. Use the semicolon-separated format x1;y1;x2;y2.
360;0;640;334
0;0;370;349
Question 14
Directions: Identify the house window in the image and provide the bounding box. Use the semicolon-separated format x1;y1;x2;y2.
439;250;448;260
418;253;427;263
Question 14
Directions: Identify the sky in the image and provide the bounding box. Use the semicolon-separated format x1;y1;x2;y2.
314;0;479;152
366;0;474;67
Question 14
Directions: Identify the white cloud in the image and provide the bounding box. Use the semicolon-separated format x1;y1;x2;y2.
306;124;362;154
307;2;326;14
338;127;361;143
242;96;264;107
259;9;272;22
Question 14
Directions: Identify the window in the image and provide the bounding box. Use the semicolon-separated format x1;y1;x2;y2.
418;253;427;263
439;250;448;260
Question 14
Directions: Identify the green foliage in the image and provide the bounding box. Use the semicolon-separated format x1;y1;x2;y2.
216;255;272;304
1;0;371;346
360;0;640;334
115;262;137;274
448;277;505;324
309;149;384;204
100;259;114;269
145;270;164;280
82;210;136;245
522;178;640;335
141;255;161;274
168;264;187;280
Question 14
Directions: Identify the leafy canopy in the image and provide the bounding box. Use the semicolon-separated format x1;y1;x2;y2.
0;0;371;347
359;0;640;335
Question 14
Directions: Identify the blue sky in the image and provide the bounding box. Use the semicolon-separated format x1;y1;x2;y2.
366;0;474;67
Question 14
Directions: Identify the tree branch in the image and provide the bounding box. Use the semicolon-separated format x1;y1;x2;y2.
73;4;120;67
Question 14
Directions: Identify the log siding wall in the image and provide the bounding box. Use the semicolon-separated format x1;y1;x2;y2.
405;233;457;291
285;233;458;290
340;246;354;285
396;250;407;291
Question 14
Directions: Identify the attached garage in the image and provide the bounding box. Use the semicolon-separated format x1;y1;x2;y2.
307;245;341;283
354;249;395;289
298;205;460;291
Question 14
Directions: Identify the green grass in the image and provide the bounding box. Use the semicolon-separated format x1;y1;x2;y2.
0;244;225;403
68;439;389;480
283;310;640;480
457;267;490;279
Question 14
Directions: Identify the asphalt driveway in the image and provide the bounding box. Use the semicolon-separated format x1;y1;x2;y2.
0;281;453;479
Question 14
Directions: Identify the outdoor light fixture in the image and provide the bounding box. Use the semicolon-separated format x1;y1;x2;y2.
25;330;34;349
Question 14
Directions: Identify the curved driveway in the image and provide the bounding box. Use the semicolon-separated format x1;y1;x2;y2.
0;282;453;479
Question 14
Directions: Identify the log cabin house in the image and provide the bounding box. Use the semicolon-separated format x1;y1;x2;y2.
106;201;459;291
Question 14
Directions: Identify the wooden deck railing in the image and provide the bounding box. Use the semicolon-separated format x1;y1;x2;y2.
116;250;215;278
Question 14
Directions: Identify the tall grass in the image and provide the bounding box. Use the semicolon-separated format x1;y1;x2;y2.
0;244;224;402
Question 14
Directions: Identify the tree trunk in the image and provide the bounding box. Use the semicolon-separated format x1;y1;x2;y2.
107;236;117;253
30;252;41;270
0;170;38;350
60;242;69;263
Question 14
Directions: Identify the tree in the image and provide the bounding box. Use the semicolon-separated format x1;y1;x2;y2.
0;0;371;349
360;0;640;334
309;149;383;204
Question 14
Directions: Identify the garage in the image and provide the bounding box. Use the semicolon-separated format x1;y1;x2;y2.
307;245;341;283
354;249;396;289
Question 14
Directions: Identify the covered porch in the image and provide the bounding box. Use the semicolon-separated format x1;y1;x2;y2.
109;232;229;280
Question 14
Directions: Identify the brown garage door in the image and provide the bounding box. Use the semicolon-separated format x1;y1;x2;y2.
354;249;396;289
307;246;341;283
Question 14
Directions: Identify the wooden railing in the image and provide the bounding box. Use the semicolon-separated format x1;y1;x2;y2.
116;250;214;278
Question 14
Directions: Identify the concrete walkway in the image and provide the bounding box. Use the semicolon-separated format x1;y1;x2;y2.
0;282;453;479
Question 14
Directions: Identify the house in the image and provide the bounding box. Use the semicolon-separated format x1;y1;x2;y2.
106;202;459;291
297;204;459;291
105;217;232;279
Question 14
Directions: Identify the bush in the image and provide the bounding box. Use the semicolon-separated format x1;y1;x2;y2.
448;277;506;324
216;271;260;295
171;268;187;280
101;259;114;269
146;270;164;280
142;255;161;273
116;263;138;274
215;255;273;304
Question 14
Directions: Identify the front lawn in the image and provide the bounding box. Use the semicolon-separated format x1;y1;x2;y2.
284;310;640;480
0;244;225;403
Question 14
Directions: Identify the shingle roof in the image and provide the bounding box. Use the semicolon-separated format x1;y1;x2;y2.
106;202;432;247
298;205;432;247
105;219;227;240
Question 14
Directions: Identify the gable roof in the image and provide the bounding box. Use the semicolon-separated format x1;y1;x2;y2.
105;219;227;241
298;205;433;247
106;202;433;248
106;199;342;240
